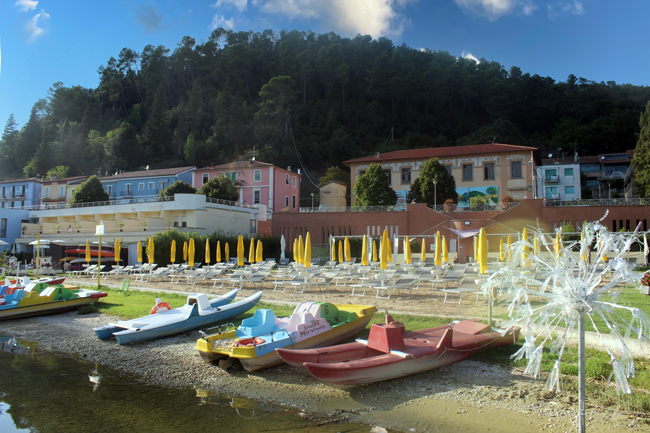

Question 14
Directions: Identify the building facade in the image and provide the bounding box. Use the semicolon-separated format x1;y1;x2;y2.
0;178;42;209
535;164;581;200
100;167;195;201
41;176;87;209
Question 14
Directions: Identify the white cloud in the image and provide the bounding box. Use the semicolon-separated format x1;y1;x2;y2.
210;14;235;30
211;0;249;13
454;0;536;21
461;51;480;63
14;0;38;12
547;1;584;18
253;0;417;38
25;9;49;41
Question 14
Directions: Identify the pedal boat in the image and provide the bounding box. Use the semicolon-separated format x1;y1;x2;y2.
276;316;520;385
94;289;262;345
195;302;377;372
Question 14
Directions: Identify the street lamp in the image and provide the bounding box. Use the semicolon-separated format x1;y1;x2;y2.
311;193;315;209
432;180;438;209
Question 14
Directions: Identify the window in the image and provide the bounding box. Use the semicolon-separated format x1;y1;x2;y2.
462;164;473;181
383;169;392;185
565;168;574;176
253;190;261;204
182;216;187;227
545;186;558;198
286;174;290;185
484;163;495;180
285;196;289;207
401;168;411;184
59;186;65;197
173;216;179;227
148;182;154;189
124;184;132;195
138;182;145;190
565;186;575;194
511;161;522;179
159;182;167;190
544;169;557;180
0;187;3;197
292;195;296;209
16;185;25;196
254;169;261;182
359;171;366;177
44;187;49;198
444;165;452;175
202;174;209;185
292;176;296;187
0;218;6;237
106;185;113;197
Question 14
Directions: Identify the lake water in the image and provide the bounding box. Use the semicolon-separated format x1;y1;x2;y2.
0;335;377;433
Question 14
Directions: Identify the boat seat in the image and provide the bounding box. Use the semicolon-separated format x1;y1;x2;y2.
367;323;406;353
238;309;278;337
285;312;316;333
0;286;7;297
187;293;211;315
452;320;492;335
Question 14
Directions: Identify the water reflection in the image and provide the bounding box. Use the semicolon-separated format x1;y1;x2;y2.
0;334;373;433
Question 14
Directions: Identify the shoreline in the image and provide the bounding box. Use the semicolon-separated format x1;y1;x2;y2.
1;276;646;432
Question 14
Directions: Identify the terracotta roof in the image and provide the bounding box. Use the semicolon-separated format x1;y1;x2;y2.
0;177;42;185
42;176;87;184
99;166;196;181
193;160;300;175
343;143;538;165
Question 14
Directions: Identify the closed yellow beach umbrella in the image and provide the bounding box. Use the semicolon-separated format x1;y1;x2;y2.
237;235;244;266
404;236;412;264
361;235;368;266
248;238;255;264
331;239;336;262
338;240;343;264
474;235;478;264
183;242;188;262
421;238;426;263
188;238;195;268
499;239;505;261
380;230;388;270
298;235;304;265
293;239;298;262
147;237;155;264
507;234;512;260
256;239;263;263
556;229;562;260
225;242;230;262
442;236;449;263
216;241;221;262
205;239;211;265
479;228;488;274
85;239;91;262
345;236;351;262
170;239;176;263
137;241;142;263
522;228;529;266
373;240;378;262
387;235;393;263
435;231;442;266
114;238;121;263
303;232;312;268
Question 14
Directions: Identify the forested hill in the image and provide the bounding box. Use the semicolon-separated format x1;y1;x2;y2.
1;28;649;188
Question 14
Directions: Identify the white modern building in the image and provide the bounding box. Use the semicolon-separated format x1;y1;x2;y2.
535;163;581;200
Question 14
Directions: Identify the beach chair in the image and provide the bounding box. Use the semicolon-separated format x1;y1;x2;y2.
439;276;485;304
117;278;130;296
374;276;419;300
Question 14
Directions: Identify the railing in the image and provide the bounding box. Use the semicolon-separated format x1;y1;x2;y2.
301;205;406;212
433;201;520;212
205;197;258;209
545;198;650;207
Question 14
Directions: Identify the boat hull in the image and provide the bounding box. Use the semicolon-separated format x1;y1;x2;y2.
0;293;107;321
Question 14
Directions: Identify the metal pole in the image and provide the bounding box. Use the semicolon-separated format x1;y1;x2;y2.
578;313;586;433
36;232;40;279
98;234;102;288
433;180;437;210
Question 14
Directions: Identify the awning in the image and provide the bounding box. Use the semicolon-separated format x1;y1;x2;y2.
448;228;481;238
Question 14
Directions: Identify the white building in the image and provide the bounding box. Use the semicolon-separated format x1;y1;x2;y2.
535;163;581;200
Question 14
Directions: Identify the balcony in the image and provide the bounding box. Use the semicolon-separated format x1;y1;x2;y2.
544;175;560;183
120;190;134;197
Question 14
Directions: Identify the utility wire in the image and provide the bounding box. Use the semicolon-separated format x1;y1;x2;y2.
287;117;319;188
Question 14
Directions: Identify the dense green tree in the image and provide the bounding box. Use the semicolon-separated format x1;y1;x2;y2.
632;101;650;197
0;115;20;179
46;165;70;180
70;175;109;203
254;76;297;162
197;175;239;201
407;158;457;207
159;180;197;198
140;84;172;162
353;163;397;206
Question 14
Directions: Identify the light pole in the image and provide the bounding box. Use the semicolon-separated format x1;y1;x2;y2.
311;193;315;209
433;180;438;210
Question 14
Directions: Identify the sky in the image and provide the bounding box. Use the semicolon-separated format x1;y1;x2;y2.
0;0;648;130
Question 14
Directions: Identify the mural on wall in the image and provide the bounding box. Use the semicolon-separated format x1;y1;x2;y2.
457;186;499;208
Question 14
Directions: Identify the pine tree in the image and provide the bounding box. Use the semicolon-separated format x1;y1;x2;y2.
0;115;20;179
632;101;650;197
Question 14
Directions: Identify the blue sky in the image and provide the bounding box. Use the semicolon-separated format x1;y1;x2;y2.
1;0;647;129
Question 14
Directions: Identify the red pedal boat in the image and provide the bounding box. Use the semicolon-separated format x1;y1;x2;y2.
276;316;519;385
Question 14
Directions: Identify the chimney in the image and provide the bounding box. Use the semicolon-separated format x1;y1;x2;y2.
298;169;301;175
287;166;291;172
210;162;215;168
375;152;381;158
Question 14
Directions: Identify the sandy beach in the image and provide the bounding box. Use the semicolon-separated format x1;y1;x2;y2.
1;273;647;432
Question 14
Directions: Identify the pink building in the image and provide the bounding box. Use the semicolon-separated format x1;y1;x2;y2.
191;160;301;213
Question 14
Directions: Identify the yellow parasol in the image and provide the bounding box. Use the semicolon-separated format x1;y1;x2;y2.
137;241;142;263
479;228;488;274
298;235;304;265
556;229;562;260
522;228;529;266
205;239;211;265
303;232;311;268
387;235;393;262
183;241;188;262
404;236;412;264
474;235;478;264
256;239;263;263
373;240;378;262
435;231;442;266
237;235;244;266
361;234;368;266
421;238;426;263
216;240;221;262
225;242;230;262
147;237;155;264
248;238;255;264
345;236;351;262
114;238;121;263
293;239;298;262
331;239;336;261
338;240;343;264
188;238;195;268
499;238;505;261
380;230;388;270
170;239;176;263
442;235;449;263
507;234;512;261
85;239;91;262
